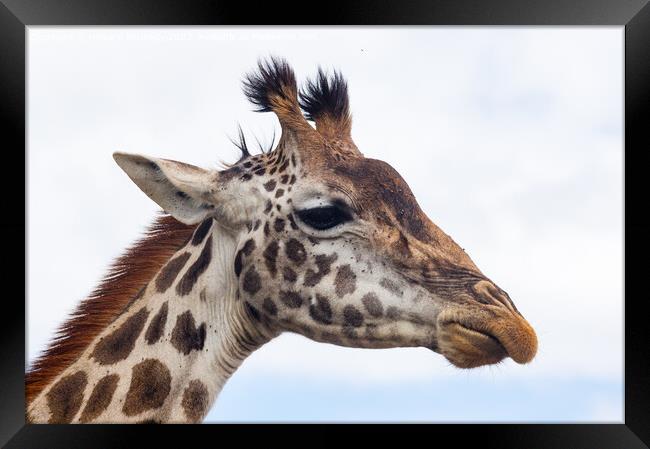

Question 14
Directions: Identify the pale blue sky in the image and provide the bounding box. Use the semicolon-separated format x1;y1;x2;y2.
27;27;623;422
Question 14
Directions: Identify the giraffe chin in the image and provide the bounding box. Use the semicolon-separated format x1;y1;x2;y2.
436;322;509;369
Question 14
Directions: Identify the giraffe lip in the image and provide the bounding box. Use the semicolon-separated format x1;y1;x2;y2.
438;321;509;368
453;323;507;352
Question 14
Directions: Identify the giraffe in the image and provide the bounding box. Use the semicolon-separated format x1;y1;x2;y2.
26;57;537;423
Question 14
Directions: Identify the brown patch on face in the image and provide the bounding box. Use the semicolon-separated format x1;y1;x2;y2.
263;241;279;277
234;253;244;277
274;217;285;233
275;188;285;198
79;374;119;423
287;213;299;230
282;266;297;283
245;302;262;322
361;293;383;318
280;174;289;184
176;236;213;296
191;218;213;246
243;266;262;295
155;252;191;293
263;221;270;237
321;331;343;345
394;231;411;256
304;253;337;287
170;311;207;355
264;200;273;214
343;305;364;327
334;264;356;298
91;307;149;365
235;238;256;277
181;379;209;423
386;306;401;319
379;278;403;297
122;359;171;416
309;294;333;324
332;158;446;245
285;238;306;265
342;325;358;339
279;290;303;308
263;297;278;316
46;371;87;423
263;179;277;191
145;301;168;345
289;174;296;184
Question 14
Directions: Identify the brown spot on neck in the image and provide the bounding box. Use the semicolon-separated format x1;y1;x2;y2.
122;359;172;416
171;311;207;355
176;236;213;296
90;307;149;365
79;374;119;423
156;252;191;293
145;302;168;345
181;380;209;423
46;371;87;423
191;218;213;246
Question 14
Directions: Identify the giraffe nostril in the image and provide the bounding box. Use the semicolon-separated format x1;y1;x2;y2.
472;280;517;313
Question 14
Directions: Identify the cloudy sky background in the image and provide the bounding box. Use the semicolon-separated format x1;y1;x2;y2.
27;27;623;422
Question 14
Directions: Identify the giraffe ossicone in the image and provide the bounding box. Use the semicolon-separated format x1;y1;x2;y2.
26;57;537;423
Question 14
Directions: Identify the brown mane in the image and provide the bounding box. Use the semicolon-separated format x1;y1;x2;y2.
26;213;196;405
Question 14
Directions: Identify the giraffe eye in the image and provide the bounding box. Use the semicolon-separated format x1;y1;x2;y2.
295;205;353;230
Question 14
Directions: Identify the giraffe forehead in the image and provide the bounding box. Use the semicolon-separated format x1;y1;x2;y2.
329;157;434;243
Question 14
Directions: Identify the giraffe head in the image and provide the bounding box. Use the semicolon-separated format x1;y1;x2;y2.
114;58;537;370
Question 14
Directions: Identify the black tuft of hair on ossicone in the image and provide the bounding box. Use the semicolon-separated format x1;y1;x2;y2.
299;67;350;123
242;56;297;113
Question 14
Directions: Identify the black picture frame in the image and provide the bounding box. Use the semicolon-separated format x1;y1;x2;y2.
2;1;648;447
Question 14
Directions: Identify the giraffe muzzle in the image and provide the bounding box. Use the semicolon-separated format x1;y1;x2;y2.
436;304;538;369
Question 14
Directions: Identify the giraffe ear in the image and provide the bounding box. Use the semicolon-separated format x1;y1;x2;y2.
113;152;217;225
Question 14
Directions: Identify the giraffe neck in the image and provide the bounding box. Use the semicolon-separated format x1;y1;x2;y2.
28;219;276;423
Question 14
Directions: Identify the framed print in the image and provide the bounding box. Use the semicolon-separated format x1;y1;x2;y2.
1;0;649;447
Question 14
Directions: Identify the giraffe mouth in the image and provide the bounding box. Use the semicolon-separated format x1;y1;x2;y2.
437;322;508;369
435;305;538;369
